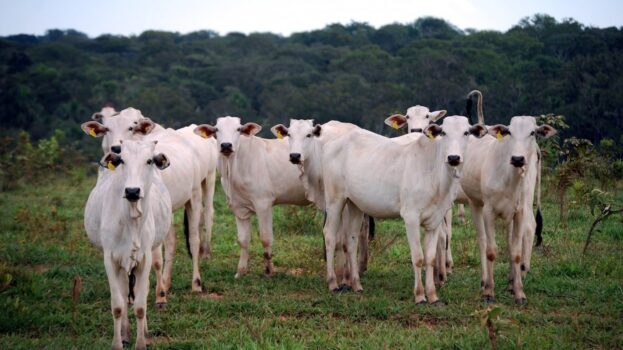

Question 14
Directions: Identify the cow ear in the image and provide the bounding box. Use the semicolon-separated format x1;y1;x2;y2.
91;112;103;121
313;124;322;137
194;124;217;139
469;124;487;138
134;118;156;135
424;124;443;139
240;122;261;136
152;153;170;170
99;153;123;171
536;124;557;138
384;114;407;130
81;121;108;137
429;110;447;122
270;124;288;139
488;124;510;139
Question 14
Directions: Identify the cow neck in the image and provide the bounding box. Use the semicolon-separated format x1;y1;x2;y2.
302;139;325;210
108;170;150;274
414;137;459;213
492;139;528;196
217;136;256;205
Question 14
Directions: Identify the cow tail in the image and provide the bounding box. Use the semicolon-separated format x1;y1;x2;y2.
465;95;473;124
535;148;543;247
322;211;327;261
128;268;136;301
368;216;375;241
466;90;485;125
184;209;192;257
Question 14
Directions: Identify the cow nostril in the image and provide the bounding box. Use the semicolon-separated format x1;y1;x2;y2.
124;187;140;201
111;145;121;154
220;143;233;155
447;155;461;166
289;153;301;164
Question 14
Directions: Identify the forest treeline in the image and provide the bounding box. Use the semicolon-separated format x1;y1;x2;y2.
1;14;622;147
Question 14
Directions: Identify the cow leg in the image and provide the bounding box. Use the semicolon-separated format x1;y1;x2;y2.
435;224;447;287
200;171;217;259
345;202;364;292
403;215;425;303
256;205;275;277
162;221;176;299
186;192;203;293
104;253;129;350
482;205;498;302
324;200;345;292
133;253;151;350
424;226;441;304
510;212;527;304
445;208;454;273
335;218;350;287
152;244;167;307
357;215;370;276
521;208;536;276
471;204;489;297
234;215;252;278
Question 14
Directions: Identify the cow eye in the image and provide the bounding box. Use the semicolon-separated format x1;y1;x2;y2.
405;116;410;119
530;131;535;136
425;115;429;119
237;127;241;132
440;131;446;136
146;159;153;165
128;127;133;131
306;134;311;138
464;131;469;136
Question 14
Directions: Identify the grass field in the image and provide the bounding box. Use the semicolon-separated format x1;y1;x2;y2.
0;166;622;349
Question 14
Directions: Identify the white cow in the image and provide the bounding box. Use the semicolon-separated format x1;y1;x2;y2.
460;116;555;304
383;105;457;284
194;116;309;278
270;119;373;287
84;140;172;350
81;108;218;305
321;117;486;302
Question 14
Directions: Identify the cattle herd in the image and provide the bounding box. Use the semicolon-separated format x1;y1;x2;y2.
81;90;556;349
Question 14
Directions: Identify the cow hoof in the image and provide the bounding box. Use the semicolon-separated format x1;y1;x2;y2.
199;245;212;260
337;284;352;292
121;339;130;348
416;299;428;305
430;300;446;306
515;297;527;306
482;295;496;303
155;302;167;310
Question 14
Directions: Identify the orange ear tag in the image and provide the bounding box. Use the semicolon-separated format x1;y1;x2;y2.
107;161;116;171
89;128;97;137
391;121;399;129
496;131;503;140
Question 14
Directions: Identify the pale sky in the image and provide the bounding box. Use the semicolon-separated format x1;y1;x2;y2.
0;0;621;37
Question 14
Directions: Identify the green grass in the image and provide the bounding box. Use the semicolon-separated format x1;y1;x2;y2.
0;167;622;349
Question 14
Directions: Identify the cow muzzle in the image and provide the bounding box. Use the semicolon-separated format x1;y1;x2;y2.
124;187;141;202
220;143;233;156
289;153;302;164
510;156;525;168
111;145;121;154
447;155;461;166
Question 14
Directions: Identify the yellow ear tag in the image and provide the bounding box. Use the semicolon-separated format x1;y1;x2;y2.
391;121;399;129
277;131;283;140
427;131;434;140
89;128;97;137
106;161;116;171
496;131;503;140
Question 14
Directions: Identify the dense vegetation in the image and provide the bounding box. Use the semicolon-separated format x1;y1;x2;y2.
1;14;622;148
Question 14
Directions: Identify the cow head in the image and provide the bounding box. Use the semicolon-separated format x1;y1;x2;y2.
81;107;155;154
271;119;321;164
425;116;487;167
385;106;447;134
100;140;169;217
193;116;261;157
487;116;557;169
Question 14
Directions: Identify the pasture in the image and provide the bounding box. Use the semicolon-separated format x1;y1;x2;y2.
0;166;621;349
